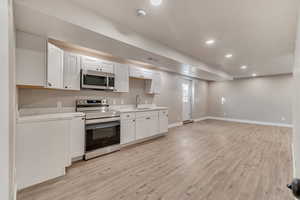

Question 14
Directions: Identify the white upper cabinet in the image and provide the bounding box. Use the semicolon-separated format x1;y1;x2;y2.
145;73;161;94
16;31;46;87
63;52;81;90
47;43;64;89
114;63;129;93
129;66;153;79
81;56;114;73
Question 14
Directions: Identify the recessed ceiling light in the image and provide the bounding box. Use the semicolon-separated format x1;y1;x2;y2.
205;39;215;45
151;0;162;6
136;9;147;16
252;73;257;77
225;54;233;58
240;65;247;69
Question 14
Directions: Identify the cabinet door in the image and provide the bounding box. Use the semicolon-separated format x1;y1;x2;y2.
101;62;114;73
63;52;81;90
121;119;136;144
136;118;149;140
115;63;129;93
154;74;161;94
159;110;169;133
81;56;101;71
136;115;159;140
145;73;161;94
70;117;85;159
147;115;159;137
47;43;63;88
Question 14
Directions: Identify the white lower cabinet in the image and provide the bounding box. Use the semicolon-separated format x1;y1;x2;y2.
70;117;85;159
121;111;163;143
16;119;70;189
121;119;136;144
159;110;169;133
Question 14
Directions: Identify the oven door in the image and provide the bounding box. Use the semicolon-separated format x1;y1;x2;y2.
85;120;120;153
81;70;108;90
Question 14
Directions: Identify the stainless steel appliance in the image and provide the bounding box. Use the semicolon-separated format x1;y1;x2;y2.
76;99;120;160
81;70;115;90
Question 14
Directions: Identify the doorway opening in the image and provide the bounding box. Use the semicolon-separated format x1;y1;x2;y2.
182;79;193;124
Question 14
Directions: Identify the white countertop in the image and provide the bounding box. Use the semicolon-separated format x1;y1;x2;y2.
17;112;85;123
116;106;168;113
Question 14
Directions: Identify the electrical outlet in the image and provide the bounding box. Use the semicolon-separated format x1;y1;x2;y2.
281;117;286;121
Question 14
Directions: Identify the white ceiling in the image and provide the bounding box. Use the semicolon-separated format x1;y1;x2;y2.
70;0;299;77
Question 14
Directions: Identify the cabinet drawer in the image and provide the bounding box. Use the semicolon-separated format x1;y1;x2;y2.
121;113;136;120
136;111;158;119
159;110;168;117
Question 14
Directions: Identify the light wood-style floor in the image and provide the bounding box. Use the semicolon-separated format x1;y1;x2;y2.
18;120;294;200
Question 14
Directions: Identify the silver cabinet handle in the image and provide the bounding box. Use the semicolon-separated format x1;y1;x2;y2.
146;117;151;120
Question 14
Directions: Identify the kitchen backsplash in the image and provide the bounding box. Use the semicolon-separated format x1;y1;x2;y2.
18;78;155;109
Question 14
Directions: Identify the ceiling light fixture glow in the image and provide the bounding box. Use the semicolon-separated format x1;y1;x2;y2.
136;9;147;16
225;54;233;58
205;39;215;45
150;0;162;6
240;65;247;69
252;73;257;77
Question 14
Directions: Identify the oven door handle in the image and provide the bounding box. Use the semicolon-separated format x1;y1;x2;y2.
86;121;120;130
85;117;120;124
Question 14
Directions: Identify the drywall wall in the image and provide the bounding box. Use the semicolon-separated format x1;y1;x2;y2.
18;71;208;124
293;4;300;177
0;0;15;199
0;0;10;199
208;74;293;125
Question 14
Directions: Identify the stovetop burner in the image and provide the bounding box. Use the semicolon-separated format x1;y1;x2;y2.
76;99;120;120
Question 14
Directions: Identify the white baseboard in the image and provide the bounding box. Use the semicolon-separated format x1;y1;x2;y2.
168;116;293;129
207;116;293;128
168;122;183;129
193;117;210;122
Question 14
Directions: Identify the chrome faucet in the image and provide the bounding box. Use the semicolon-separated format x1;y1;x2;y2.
136;95;141;108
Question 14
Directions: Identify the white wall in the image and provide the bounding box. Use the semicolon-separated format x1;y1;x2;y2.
208;74;293;125
0;0;14;199
293;4;300;177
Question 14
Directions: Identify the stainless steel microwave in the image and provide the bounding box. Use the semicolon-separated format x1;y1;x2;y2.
81;70;115;90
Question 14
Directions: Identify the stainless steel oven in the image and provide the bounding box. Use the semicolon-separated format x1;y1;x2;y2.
85;117;120;160
76;99;121;160
81;70;115;90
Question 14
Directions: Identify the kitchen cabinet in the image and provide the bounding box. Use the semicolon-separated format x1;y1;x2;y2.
146;73;161;94
16;31;46;87
81;56;114;73
63;52;81;90
159;110;168;134
129;66;153;79
47;43;64;89
16;119;69;189
70;117;85;160
114;63;129;93
135;112;159;140
121;119;136;144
